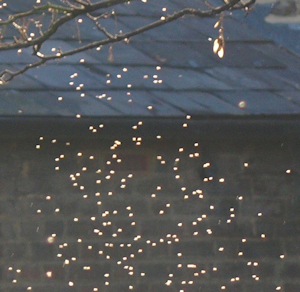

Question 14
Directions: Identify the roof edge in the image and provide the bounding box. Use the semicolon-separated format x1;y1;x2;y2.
1;115;300;141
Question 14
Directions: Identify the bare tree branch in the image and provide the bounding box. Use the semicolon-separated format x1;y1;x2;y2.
0;3;74;26
86;12;115;39
0;0;129;50
0;0;256;83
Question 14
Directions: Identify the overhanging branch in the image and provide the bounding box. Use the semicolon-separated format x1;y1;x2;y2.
0;0;256;83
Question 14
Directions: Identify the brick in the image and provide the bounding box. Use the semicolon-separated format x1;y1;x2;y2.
172;241;213;257
93;178;117;196
253;262;275;278
236;176;253;198
209;219;254;239
113;242;147;260
114;180;135;196
107;283;137;292
239;240;283;258
113;219;138;238
286;194;300;217
183;283;220;292
154;158;174;173
1;140;300;291
141;219;183;238
81;241;138;261
0;266;5;281
113;265;133;279
198;161;218;180
70;263;110;280
177;262;207;278
0;199;19;216
1;221;17;240
27;285;73;292
2;243;27;260
240;199;284;218
285;240;300;256
216;151;242;174
147;241;171;259
17;195;54;215
56;197;80;215
105;154;149;172
282;263;300;278
80;243;104;260
210;261;251;279
74;199;99;216
99;197;130;216
244;148;293;174
31;242;56;261
4;287;33;292
173;197;209;216
136;174;181;195
252;177;282;197
1;269;14;282
104;198;148;216
214;240;238;258
16;177;36;194
206;178;239;197
214;198;239;217
20;220;44;239
147;282;188;292
223;282;243;292
244;283;278;292
253;199;284;217
78;285;105;292
187;219;209;238
254;219;276;237
277;220;300;237
43;264;65;280
138;262;177;279
67;220;112;239
45;220;65;237
103;244;127;261
56;242;79;259
19;264;42;280
150;199;172;216
284;283;300;292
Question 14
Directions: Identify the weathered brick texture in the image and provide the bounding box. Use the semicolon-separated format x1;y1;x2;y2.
0;138;299;292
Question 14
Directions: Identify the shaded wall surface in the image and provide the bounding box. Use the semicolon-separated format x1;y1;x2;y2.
0;134;299;292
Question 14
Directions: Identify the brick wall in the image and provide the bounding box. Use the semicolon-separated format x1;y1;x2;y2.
0;135;299;292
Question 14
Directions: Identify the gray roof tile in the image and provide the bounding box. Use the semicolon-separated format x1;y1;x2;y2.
213;43;285;68
0;0;300;117
205;67;271;90
0;90;57;115
0;47;37;64
87;90;184;116
240;68;300;91
119;16;207;42
85;42;157;66
131;41;219;67
116;0;182;16
146;67;232;90
180;16;266;41
54;91;121;116
151;91;245;115
23;64;110;90
216;91;300;114
38;41;100;64
276;91;300;107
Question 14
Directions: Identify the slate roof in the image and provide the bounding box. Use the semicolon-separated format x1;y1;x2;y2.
234;3;300;56
1;0;300;118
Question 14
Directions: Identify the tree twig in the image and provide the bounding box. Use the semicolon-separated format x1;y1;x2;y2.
0;0;256;83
